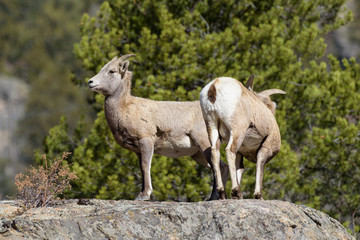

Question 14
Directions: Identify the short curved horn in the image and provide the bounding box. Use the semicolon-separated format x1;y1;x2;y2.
110;56;118;61
259;89;286;96
118;54;136;61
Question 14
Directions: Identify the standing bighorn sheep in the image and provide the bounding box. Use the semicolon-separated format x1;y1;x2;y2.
200;76;285;200
88;54;229;200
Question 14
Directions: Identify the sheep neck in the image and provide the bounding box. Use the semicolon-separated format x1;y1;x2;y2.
104;71;133;123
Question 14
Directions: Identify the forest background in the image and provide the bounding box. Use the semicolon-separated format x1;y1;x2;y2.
0;0;359;237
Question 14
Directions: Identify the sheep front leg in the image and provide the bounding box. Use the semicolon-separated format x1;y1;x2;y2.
190;150;228;201
135;137;154;201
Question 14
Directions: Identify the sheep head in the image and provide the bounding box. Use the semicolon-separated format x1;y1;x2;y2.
244;75;285;115
257;89;286;115
88;54;135;96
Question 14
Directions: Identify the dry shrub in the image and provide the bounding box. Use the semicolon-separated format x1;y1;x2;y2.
14;152;78;208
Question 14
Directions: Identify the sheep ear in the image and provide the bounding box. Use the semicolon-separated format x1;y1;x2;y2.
245;74;254;91
120;60;130;74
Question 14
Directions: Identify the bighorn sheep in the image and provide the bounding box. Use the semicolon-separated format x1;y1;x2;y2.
88;54;229;200
199;76;285;200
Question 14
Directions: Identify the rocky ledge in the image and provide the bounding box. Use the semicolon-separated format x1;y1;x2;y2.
0;199;354;240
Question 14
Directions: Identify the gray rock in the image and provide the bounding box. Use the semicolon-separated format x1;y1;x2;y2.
0;199;355;240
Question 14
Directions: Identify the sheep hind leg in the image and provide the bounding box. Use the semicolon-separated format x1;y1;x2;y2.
235;153;244;199
209;128;225;199
225;127;246;199
226;132;245;200
188;126;229;200
254;145;275;200
226;148;240;199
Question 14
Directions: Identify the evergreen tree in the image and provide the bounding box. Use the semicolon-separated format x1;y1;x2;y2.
39;0;359;235
297;56;360;235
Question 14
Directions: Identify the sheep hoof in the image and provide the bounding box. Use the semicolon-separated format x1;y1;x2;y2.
231;189;243;200
208;190;228;201
208;192;220;201
254;192;263;200
218;190;226;200
135;194;151;201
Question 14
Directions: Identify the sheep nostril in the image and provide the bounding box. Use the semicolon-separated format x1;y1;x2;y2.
88;80;93;84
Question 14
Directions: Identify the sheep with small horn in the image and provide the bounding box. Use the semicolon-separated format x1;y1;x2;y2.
88;54;229;200
200;76;286;200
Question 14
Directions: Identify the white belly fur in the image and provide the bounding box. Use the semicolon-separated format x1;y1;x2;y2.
154;135;198;158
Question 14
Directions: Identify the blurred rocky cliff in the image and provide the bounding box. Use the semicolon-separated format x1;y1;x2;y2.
0;76;28;197
326;0;360;59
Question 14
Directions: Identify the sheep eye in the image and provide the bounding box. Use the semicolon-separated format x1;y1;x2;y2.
109;70;116;74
